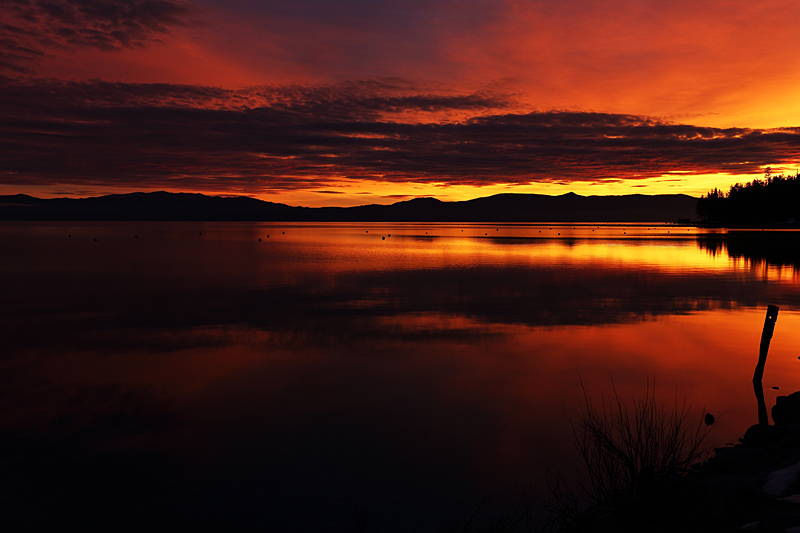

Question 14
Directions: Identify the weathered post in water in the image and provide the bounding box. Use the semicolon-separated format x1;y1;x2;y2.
753;305;779;425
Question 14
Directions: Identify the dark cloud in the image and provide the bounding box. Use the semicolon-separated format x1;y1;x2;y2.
2;77;800;194
0;0;196;73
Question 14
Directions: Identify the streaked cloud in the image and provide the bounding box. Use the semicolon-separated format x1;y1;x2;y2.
2;77;799;196
0;0;196;73
4;0;800;199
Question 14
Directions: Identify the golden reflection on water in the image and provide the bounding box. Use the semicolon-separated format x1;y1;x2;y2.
236;222;800;281
3;222;800;530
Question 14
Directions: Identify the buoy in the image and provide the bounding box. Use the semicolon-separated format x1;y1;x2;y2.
93;238;97;242
267;235;270;238
258;238;262;242
382;236;385;240
387;234;391;237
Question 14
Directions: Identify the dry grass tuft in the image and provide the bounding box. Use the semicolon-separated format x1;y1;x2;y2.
547;379;714;532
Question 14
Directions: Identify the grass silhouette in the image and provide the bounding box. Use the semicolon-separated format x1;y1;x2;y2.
547;379;714;532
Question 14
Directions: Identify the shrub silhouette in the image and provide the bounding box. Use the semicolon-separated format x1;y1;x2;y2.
548;380;713;532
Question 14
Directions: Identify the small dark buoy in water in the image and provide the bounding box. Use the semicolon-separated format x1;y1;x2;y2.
485;233;487;235
557;233;560;235
382;236;385;240
69;234;72;237
134;235;138;239
496;229;498;231
199;232;202;235
387;234;391;237
93;238;97;242
267;235;270;238
704;413;715;426
282;231;285;234
772;386;780;390
258;238;262;242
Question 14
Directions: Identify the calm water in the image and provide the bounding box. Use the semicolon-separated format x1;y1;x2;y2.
3;222;800;531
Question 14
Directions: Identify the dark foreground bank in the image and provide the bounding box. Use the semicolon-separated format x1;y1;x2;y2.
556;393;800;533
693;393;800;533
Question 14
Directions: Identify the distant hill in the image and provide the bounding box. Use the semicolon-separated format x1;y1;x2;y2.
0;191;698;222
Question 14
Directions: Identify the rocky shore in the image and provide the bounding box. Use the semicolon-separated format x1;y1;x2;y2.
694;392;800;532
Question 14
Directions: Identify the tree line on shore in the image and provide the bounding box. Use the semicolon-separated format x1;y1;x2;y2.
697;169;800;224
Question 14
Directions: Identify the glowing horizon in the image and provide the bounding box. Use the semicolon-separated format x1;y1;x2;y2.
3;0;800;200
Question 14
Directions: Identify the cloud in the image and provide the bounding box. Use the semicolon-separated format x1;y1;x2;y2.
2;77;800;195
0;0;196;73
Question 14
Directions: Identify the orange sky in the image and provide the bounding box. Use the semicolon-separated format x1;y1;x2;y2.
2;0;800;205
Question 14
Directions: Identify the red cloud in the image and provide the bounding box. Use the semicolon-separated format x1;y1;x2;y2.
2;78;799;195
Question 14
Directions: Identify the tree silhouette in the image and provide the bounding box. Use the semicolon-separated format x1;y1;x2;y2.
696;169;800;224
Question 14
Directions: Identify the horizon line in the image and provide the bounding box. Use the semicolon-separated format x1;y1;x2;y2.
1;189;701;210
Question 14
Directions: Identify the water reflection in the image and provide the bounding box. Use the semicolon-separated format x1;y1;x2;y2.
2;222;800;531
698;230;800;274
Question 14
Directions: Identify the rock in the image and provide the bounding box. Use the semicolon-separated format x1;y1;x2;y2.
763;460;800;496
705;473;772;522
772;392;800;426
751;499;800;532
742;424;784;450
742;425;783;451
709;447;770;473
772;452;800;472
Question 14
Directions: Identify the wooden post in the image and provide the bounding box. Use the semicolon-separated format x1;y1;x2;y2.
753;305;779;425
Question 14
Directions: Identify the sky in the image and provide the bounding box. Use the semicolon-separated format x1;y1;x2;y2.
3;0;800;206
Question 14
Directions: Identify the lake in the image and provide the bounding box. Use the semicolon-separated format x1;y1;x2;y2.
2;222;800;531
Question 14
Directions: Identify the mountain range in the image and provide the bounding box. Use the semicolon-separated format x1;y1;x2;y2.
0;191;698;222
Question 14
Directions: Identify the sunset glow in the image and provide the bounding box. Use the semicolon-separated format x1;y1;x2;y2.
3;0;800;204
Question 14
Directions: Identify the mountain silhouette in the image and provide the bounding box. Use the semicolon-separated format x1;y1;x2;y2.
0;191;698;222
